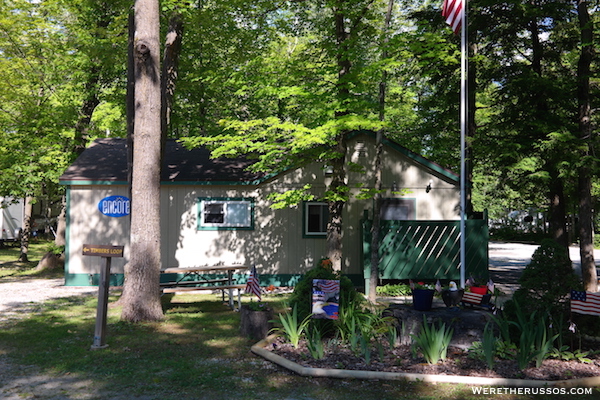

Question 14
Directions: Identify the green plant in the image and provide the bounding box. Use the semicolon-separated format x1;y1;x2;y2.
481;321;496;369
245;300;269;311
507;301;558;370
306;324;325;360
511;239;582;317
287;260;362;324
410;316;454;365
549;346;593;364
376;284;411;297
270;303;311;348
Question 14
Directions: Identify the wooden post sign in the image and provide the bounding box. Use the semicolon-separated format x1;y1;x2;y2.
83;244;124;350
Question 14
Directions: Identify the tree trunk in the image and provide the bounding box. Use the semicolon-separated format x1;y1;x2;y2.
548;173;569;249
18;196;33;262
325;1;353;272
368;0;394;302
161;12;183;153
576;0;597;292
121;0;164;322
54;195;67;247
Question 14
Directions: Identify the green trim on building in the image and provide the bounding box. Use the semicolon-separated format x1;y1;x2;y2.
64;272;364;289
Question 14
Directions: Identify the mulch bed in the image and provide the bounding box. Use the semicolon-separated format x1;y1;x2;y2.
265;336;600;381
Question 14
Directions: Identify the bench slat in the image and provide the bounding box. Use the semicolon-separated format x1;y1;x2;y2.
160;278;228;287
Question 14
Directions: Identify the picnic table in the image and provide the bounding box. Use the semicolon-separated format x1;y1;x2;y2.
160;265;248;309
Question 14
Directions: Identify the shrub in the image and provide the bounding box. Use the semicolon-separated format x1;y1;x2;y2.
287;258;363;324
508;239;581;317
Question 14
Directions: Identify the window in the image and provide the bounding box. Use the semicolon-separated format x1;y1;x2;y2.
198;198;253;230
304;202;328;237
380;198;415;220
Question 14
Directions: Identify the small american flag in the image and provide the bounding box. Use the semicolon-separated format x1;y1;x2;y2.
462;291;485;305
245;266;261;301
571;290;600;317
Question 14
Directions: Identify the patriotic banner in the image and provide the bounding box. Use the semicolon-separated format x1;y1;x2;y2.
312;279;340;320
571;290;600;317
442;0;463;35
462;291;485;305
245;266;261;301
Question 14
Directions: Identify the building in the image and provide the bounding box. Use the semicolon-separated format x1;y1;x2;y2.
59;131;466;287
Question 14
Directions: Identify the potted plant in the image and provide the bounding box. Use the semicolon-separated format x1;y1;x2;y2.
240;300;274;340
410;281;435;311
466;277;489;295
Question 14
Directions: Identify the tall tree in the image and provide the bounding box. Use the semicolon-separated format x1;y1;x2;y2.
576;0;597;291
120;0;164;322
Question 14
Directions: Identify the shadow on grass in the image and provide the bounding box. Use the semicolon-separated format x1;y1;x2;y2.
1;293;597;400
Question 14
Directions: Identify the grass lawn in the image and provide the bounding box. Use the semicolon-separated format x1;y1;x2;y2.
1;259;598;399
0;239;62;279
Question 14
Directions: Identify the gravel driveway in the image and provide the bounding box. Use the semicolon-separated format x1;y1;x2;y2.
0;278;97;320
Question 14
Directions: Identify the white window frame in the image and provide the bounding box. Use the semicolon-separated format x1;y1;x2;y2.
198;198;254;230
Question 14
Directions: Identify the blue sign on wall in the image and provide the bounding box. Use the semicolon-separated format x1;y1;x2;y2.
98;196;130;218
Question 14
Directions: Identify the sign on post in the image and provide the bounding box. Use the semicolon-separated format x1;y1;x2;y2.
83;244;124;350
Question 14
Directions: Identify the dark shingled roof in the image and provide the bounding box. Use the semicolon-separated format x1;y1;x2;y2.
59;138;265;184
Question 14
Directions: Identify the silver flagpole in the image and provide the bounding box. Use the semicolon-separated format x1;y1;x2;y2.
459;0;468;289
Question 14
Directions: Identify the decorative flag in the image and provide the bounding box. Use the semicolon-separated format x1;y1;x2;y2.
462;291;484;305
315;279;340;294
487;279;495;294
570;290;600;317
312;279;340;320
435;280;442;293
442;0;463;35
245;266;261;300
409;279;415;290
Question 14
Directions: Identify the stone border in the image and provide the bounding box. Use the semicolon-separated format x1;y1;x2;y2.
251;335;600;388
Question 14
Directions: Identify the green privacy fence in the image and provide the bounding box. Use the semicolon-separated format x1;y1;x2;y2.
362;215;489;290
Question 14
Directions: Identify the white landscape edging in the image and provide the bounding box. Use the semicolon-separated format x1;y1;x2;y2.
251;335;600;388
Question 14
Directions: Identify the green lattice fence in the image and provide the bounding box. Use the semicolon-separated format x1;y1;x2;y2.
362;217;489;288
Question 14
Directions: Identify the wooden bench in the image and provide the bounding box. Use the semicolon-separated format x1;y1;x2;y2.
162;284;246;309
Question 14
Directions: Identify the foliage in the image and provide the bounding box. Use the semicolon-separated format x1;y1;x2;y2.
245;300;270;312
495;299;558;370
270;303;311;349
306;324;326;360
376;283;411;297
334;302;394;363
410;316;453;365
508;239;581;317
480;321;497;369
287;259;362;323
548;346;593;364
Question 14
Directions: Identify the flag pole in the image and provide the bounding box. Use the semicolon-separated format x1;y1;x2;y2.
459;0;468;289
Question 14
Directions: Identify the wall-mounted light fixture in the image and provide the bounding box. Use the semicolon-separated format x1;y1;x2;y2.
426;179;433;193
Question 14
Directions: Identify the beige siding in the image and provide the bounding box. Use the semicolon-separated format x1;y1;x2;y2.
66;134;459;278
67;186;130;275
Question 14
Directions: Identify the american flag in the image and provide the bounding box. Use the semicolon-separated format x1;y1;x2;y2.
571;290;600;317
315;279;340;294
245;266;261;300
462;291;485;305
442;0;463;35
